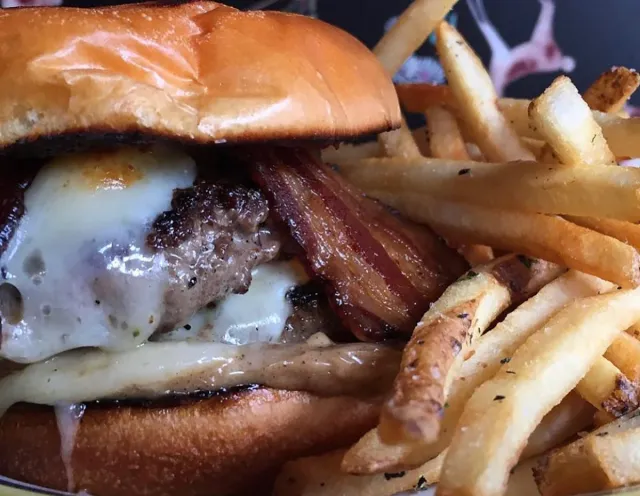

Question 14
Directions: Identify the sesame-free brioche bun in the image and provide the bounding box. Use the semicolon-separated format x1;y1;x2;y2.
0;388;380;496
0;1;400;154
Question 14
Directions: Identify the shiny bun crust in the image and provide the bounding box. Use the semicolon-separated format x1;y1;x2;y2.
0;388;379;496
0;2;400;153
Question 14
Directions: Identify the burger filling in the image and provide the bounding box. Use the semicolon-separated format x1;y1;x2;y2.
0;144;466;414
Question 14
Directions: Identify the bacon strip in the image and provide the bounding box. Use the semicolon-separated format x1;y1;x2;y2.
247;147;467;341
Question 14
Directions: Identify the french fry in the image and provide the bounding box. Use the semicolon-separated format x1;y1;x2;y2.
412;126;431;156
437;288;640;496
583;67;640;114
528;76;616;165
277;393;593;496
368;191;640;288
373;0;459;77
455;244;494;266
373;0;459;158
425;105;470;161
533;410;640;496
378;120;422;159
575;357;639;417
275;449;445;496
397;85;640;158
438;271;614;453
501;99;640;158
563;216;640;251
604;332;640;383
321;142;381;164
342;391;593;478
520;392;595;461
379;256;562;445
339;157;640;221
435;22;533;162
423;105;493;264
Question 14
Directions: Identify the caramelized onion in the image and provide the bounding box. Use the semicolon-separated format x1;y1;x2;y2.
247;147;467;341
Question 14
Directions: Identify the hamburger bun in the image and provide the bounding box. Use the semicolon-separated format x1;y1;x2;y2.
0;1;400;154
0;388;381;496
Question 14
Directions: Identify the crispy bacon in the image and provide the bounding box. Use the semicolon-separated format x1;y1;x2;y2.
247;147;467;341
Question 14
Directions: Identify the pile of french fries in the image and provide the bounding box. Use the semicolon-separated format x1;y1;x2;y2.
276;1;640;495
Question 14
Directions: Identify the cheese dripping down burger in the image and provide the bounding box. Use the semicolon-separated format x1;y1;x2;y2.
0;2;468;495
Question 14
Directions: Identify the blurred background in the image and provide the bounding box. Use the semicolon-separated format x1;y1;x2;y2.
3;0;639;113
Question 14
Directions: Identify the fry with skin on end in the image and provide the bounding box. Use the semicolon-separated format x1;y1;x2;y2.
534;410;640;496
437;271;614;456
339;157;640;222
575;357;639;417
374;0;459;158
379;256;562;445
434;22;534;162
583;66;640;114
437;288;640;496
528;76;617;165
365;190;640;288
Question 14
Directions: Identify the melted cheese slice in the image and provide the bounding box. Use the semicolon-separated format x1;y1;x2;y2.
0;339;401;416
0;146;196;363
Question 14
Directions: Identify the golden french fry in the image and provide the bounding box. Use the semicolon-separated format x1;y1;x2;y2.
380;256;562;445
276;393;593;496
425;105;470;160
274;449;445;496
583;67;640;114
339;157;640;221
438;288;640;496
374;0;459;159
435;23;533;162
422;105;493;264
563;216;640;251
396;85;640;158
378;116;422;158
533;410;640;496
520;392;595;461
373;0;459;76
456;244;494;266
528;76;616;165
575;357;638;417
438;271;614;453
605;332;640;383
412;126;431;156
368;191;640;288
342;391;592;478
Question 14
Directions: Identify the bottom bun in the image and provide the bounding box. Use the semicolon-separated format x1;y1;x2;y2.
0;388;380;496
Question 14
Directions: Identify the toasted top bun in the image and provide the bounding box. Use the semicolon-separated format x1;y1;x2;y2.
0;388;380;496
0;1;400;154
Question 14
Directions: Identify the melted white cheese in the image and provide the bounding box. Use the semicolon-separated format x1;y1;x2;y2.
0;340;401;415
54;402;86;493
0;146;196;363
159;260;308;345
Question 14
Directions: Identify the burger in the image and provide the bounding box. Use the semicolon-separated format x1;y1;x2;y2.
0;2;467;495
